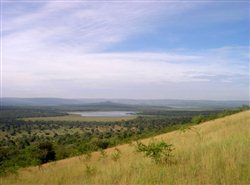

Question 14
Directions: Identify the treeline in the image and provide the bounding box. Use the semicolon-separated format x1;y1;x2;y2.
140;110;221;116
0;106;249;175
190;105;249;124
0;106;67;119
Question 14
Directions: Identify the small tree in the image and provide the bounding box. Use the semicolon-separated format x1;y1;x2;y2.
136;140;174;164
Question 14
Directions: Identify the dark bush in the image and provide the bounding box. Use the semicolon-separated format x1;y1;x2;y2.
37;141;56;164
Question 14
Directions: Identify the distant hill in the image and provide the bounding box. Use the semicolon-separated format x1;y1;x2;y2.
1;97;249;109
111;99;250;109
0;97;99;106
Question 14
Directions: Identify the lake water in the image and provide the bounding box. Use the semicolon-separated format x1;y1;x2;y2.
68;111;136;117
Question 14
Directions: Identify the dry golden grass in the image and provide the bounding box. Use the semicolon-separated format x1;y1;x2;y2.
2;110;249;185
23;114;137;122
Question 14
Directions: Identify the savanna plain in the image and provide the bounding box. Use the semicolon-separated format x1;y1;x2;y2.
1;110;249;185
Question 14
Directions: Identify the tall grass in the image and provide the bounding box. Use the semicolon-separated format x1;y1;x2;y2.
1;110;249;185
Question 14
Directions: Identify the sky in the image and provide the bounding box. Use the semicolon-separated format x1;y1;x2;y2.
1;1;250;100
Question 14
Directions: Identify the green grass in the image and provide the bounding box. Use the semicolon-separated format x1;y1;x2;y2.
23;114;137;122
1;110;249;185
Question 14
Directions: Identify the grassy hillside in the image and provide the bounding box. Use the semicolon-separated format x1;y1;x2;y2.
1;111;249;185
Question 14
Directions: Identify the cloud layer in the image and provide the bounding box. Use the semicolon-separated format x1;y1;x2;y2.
2;1;250;100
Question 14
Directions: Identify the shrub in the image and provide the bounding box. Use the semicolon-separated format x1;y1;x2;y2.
85;164;96;176
179;126;203;140
178;125;192;133
136;140;174;164
78;151;92;163
84;152;92;162
98;149;107;161
111;148;121;162
191;115;205;124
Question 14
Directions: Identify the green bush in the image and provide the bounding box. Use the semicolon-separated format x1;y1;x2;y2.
136;140;174;164
191;115;205;124
111;148;121;162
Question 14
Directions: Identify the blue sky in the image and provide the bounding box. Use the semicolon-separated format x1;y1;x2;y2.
2;1;250;100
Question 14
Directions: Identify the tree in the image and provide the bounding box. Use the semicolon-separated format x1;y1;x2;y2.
37;142;56;164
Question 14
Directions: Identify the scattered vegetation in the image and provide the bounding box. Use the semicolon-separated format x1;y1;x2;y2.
0;105;249;175
0;110;249;185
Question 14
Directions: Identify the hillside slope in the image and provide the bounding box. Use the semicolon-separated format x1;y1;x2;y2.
1;111;249;185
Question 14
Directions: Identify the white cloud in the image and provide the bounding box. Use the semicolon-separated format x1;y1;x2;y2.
2;1;249;99
3;1;200;52
3;46;249;89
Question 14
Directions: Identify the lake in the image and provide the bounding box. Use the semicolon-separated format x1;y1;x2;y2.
68;111;136;117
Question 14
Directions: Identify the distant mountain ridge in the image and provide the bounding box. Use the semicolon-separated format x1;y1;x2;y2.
1;97;249;109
